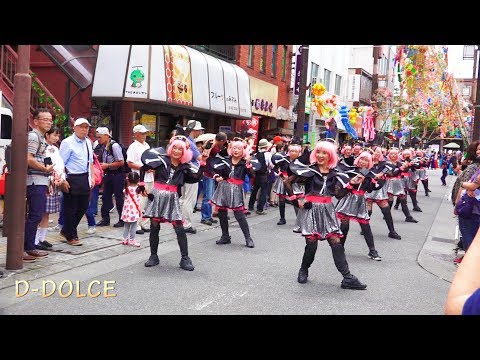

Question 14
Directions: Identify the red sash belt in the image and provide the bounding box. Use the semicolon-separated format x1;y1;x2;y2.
281;171;288;177
227;178;243;185
155;183;178;192
351;189;365;196
388;176;402;179
401;172;411;177
305;195;332;204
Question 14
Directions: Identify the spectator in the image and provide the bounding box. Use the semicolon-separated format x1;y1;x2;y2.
59;118;94;246
126;124;153;234
24;108;55;262
95;127;126;228
445;228;480;314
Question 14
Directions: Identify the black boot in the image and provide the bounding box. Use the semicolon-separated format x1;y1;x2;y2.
298;240;318;283
401;198;418;222
340;220;350;246
233;210;254;248
216;210;231;244
175;226;194;271
145;222;160;267
330;243;367;290
422;179;430;196
409;191;422;212
380;207;401;239
277;218;286;225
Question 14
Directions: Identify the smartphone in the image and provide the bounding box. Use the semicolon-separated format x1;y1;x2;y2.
44;157;53;166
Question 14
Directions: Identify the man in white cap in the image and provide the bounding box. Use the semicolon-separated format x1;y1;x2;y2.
59;117;95;246
247;138;273;215
181;120;204;234
127;124;153;234
95;126;126;228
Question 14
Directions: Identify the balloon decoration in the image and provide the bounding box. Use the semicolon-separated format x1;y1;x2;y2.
363;107;376;142
340;105;358;139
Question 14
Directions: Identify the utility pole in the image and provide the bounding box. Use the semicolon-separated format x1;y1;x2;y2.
372;45;380;99
6;45;31;270
473;45;480;142
295;45;309;141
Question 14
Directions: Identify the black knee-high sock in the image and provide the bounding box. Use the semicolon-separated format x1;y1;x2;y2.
409;190;419;208
300;240;318;269
400;197;413;218
233;210;251;239
279;199;286;220
368;210;372;217
359;223;375;251
218;210;229;237
174;225;188;257
421;179;429;193
294;205;299;215
380;206;396;233
340;221;350;246
330;242;351;277
395;197;401;207
149;222;160;255
388;200;393;209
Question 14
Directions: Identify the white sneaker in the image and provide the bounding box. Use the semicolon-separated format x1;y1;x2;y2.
48;224;62;232
86;226;96;234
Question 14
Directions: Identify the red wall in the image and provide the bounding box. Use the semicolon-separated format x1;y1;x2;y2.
29;45;93;121
236;45;293;108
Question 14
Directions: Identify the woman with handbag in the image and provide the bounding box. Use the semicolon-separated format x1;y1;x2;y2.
35;127;64;250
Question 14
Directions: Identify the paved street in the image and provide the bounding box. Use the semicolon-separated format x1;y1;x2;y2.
0;169;457;314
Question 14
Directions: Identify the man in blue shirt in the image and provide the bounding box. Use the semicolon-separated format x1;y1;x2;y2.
59;118;94;245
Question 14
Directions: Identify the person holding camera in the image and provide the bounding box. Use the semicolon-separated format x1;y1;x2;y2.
24;108;56;262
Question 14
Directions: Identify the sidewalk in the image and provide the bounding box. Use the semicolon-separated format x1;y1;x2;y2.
418;171;459;282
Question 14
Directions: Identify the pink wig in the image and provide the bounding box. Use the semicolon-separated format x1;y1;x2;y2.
310;141;338;169
373;147;384;160
341;145;352;155
387;148;399;162
400;149;413;160
354;151;373;169
167;139;193;163
287;144;302;157
415;149;424;157
228;140;248;158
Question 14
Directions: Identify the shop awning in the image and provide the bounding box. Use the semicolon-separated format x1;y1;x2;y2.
92;45;252;119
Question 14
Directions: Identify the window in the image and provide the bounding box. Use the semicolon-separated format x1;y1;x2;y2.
1;114;12;139
281;45;287;81
324;69;331;92
463;86;472;96
260;45;267;73
247;45;254;67
309;62;319;96
271;45;277;78
335;75;342;95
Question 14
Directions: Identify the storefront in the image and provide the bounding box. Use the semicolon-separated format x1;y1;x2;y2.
92;45;251;146
235;76;278;144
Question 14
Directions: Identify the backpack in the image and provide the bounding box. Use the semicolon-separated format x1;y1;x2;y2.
101;140;131;173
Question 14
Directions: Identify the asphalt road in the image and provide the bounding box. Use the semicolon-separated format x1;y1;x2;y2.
2;170;450;314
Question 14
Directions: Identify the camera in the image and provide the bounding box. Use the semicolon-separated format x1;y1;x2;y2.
44;157;53;166
204;140;213;150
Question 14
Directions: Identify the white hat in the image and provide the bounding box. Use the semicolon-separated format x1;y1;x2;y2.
96;127;111;137
187;120;205;130
74;118;91;127
258;139;269;148
133;124;149;133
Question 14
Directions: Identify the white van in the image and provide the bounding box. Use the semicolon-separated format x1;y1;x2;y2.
0;107;12;172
